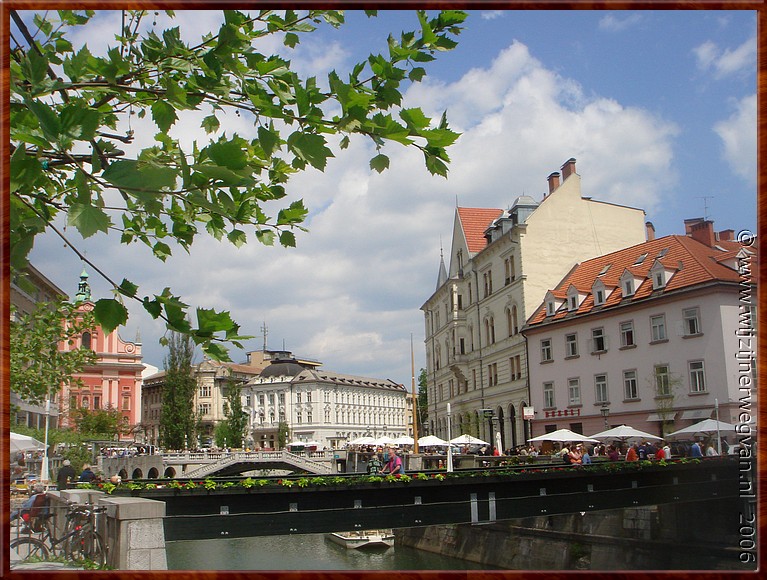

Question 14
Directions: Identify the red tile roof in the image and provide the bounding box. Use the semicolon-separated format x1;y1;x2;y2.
457;207;504;253
527;234;756;327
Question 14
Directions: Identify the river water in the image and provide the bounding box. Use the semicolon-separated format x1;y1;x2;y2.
166;533;497;570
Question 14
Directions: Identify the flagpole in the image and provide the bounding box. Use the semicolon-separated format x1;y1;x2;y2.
411;334;419;454
715;398;721;455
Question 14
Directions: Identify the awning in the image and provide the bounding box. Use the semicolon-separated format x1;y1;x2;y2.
680;409;712;420
646;412;675;422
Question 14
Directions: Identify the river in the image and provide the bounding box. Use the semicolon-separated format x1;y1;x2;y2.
166;532;498;570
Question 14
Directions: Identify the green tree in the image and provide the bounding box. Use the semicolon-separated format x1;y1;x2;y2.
10;298;97;406
417;367;428;432
160;331;197;449
221;382;247;448
70;406;123;439
277;420;290;450
10;9;465;360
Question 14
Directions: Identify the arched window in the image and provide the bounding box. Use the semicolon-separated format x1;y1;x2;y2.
81;331;92;350
511;305;519;335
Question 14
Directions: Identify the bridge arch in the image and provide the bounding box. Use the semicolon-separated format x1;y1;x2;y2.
147;467;159;479
118;468;128;480
164;467;177;478
132;468;144;479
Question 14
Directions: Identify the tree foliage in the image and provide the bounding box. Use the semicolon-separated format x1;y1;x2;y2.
10;298;98;405
417;367;428;431
218;380;247;448
159;331;197;449
70;406;123;439
10;9;465;360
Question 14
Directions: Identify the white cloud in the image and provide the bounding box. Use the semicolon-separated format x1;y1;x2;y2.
481;11;505;21
714;94;757;185
598;13;643;32
28;18;684;387
693;36;756;79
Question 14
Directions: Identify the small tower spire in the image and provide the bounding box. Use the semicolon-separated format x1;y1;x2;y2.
436;241;448;290
75;267;91;302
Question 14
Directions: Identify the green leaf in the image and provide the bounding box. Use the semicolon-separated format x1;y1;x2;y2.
369;154;389;173
24;49;50;89
25;99;60;143
284;32;299;48
201;114;220;134
287;132;333;171
279;231;296;247
151;100;178;133
102;160;177;192
400;108;431;130
93;299;129;335
206;138;248;170
255;230;276;246
227;229;247;247
118;278;139;298
67;203;112;238
142;297;162;319
202;342;231;362
408;67;426;82
258;125;280;158
196;307;236;335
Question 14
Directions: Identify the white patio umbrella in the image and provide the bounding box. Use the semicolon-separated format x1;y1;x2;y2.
11;432;47;454
393;435;415;446
374;436;396;446
665;419;737;440
528;429;600;444
418;435;450;446
589;425;662;444
450;434;490;446
347;436;376;446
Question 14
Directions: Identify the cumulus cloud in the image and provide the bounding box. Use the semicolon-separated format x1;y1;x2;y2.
27;15;683;386
693;35;756;79
481;11;505;21
598;13;643;32
714;94;757;185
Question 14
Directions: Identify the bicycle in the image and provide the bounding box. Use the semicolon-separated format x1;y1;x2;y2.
10;502;107;567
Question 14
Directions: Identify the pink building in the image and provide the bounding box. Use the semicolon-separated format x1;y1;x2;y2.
59;270;144;439
523;219;756;441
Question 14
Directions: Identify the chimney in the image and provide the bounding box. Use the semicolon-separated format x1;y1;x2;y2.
684;217;704;235
689;220;716;247
718;229;734;242
645;221;655;241
547;172;561;195
560;158;577;180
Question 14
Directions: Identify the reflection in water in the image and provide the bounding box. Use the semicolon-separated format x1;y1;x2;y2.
166;532;498;570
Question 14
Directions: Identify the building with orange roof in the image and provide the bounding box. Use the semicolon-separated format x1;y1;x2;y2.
421;158;648;450
522;219;757;442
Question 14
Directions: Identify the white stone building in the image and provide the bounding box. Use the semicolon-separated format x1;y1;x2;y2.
243;352;408;449
523;219;757;440
421;158;648;451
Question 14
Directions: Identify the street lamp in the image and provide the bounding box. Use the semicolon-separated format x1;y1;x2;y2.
40;395;51;483
446;403;453;472
600;403;610;428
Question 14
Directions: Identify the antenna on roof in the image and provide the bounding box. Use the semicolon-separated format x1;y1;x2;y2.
696;196;714;221
261;321;268;352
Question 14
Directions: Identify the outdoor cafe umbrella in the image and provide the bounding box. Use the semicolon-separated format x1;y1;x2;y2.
665;419;736;440
589;425;662;444
374;436;396;446
528;429;599;444
418;435;450;447
11;432;47;454
347;436;376;446
393;435;415;446
450;434;490;446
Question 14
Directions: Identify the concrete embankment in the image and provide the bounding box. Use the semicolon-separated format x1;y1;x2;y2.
396;499;747;570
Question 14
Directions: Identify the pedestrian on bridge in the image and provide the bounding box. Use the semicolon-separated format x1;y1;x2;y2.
380;447;402;475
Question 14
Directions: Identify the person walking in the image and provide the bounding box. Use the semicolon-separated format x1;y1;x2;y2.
380;446;402;475
56;459;76;490
690;441;703;458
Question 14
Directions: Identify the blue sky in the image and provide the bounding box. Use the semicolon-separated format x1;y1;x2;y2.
24;9;757;386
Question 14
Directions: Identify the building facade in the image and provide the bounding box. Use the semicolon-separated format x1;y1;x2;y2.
59;270;144;439
243;352;409;449
10;264;68;429
421;158;648;451
523;219;757;440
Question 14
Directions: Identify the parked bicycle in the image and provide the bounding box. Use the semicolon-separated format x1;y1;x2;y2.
10;501;107;567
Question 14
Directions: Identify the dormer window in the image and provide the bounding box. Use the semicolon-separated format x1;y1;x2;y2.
544;291;563;317
654;271;665;289
569;295;577;310
595;289;605;305
592;279;608;307
546;301;556;316
624;279;634;296
649;259;675;290
619;269;640;298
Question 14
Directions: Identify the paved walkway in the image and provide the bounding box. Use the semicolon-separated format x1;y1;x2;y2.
10;561;84;571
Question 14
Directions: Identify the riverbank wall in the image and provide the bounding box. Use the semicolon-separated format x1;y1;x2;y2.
395;498;748;570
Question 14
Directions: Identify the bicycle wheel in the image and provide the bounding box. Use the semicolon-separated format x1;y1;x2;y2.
67;529;106;567
10;537;50;561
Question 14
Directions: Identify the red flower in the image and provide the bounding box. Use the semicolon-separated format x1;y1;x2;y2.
395;474;401;479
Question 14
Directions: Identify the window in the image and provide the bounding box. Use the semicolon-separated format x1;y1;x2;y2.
296;392;302;404
623;370;638;400
543;382;555;408
683;307;701;335
198;403;211;416
487;363;498;387
199;384;211;398
81;331;92;350
81;395;90;409
624;279;634;296
485;317;495;344
306;391;312;403
258;394;265;406
594;289;605;306
595;374;608;403
540;339;553;362
653;271;665;289
546;301;556;316
689;361;706;392
504;256;516;284
307;411;313;423
510;355;522;381
93;396;100;409
296;412;302;424
654;365;671;396
568;378;581;405
279;393;285;405
591;327;606;352
620;321;635;347
569;295;578;310
565;333;578;357
651;315;667;341
122;395;130;410
268;393;275;406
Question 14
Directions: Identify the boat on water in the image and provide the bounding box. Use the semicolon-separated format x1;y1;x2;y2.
325;529;395;550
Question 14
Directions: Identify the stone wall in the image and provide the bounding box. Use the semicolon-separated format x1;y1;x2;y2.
395;499;746;570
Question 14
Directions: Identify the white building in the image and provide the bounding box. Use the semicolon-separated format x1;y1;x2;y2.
243;352;408;449
523;219;757;440
421;158;648;450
